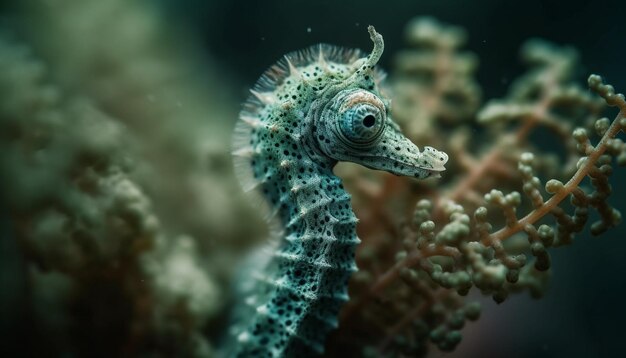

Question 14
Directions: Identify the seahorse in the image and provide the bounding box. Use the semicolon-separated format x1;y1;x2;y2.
229;26;448;357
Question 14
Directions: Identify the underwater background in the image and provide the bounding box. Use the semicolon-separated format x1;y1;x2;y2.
1;0;625;357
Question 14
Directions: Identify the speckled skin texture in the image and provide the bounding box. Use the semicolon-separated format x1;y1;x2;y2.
230;27;448;357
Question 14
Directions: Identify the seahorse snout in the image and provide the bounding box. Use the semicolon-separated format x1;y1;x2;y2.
334;122;448;179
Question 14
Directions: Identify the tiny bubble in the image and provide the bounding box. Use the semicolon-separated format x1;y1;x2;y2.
261;37;265;41
482;39;487;43
307;27;312;33
355;22;360;27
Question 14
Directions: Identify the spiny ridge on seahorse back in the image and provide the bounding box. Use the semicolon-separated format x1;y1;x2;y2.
228;26;448;357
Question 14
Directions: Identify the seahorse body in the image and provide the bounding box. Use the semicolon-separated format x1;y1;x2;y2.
230;26;448;357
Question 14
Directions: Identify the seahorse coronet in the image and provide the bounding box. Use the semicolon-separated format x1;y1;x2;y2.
228;26;448;357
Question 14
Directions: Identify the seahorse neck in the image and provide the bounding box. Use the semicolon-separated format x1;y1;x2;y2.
257;156;359;355
281;167;359;245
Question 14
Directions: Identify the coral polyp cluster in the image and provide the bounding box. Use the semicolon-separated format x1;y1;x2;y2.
327;18;625;357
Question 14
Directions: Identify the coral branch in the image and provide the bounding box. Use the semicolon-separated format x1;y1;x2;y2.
330;18;625;358
490;86;624;242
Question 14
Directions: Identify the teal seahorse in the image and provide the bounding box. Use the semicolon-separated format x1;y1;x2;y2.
230;26;448;357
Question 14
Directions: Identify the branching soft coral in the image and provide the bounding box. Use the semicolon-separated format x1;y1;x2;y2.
327;18;625;357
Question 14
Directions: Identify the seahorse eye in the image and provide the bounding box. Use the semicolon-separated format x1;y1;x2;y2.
363;114;376;127
338;102;385;146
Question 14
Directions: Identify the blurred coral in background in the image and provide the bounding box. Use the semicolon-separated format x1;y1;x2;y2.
0;0;264;356
1;1;625;357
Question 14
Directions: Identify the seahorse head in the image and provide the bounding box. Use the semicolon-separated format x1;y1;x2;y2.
314;26;448;178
